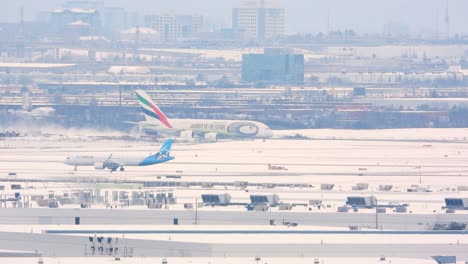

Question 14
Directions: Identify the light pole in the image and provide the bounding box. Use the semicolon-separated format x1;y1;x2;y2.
414;166;422;184
375;197;379;230
419;166;422;184
194;198;198;225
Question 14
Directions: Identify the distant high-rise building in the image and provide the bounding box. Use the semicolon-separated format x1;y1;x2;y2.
242;48;304;84
101;7;127;34
144;14;203;41
50;7;101;36
62;0;100;10
127;12;141;28
232;1;284;41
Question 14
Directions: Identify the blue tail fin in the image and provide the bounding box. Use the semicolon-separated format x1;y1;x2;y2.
159;139;174;155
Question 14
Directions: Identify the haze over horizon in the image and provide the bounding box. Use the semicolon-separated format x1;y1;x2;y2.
2;0;468;36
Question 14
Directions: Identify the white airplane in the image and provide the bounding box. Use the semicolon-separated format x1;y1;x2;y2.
64;139;174;172
135;90;273;141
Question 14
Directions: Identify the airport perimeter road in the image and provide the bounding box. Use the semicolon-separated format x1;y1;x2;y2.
211;243;468;259
0;208;467;230
0;231;467;258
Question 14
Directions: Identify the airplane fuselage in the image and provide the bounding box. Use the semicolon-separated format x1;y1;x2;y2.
64;154;173;167
64;153;174;170
139;118;273;138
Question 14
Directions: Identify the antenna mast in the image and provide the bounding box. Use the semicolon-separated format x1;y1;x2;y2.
444;0;450;39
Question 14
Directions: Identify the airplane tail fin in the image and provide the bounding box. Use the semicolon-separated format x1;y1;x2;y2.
159;139;174;155
135;90;173;128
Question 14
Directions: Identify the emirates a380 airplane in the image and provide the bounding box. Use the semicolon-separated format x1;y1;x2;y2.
135;90;273;141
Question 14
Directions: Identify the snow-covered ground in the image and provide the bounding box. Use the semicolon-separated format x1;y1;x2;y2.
273;128;468;141
0;128;467;262
1;128;468;211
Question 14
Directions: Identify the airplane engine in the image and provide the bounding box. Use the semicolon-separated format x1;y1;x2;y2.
204;132;218;142
179;130;194;138
94;162;105;170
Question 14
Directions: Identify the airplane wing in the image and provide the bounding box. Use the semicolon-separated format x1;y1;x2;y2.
102;154;120;171
103;160;120;171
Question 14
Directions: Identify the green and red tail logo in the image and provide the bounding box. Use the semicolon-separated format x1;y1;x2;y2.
135;90;173;128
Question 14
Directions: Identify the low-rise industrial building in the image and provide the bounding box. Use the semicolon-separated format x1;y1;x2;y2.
444;198;468;209
346;196;377;208
250;194;279;206
201;194;231;206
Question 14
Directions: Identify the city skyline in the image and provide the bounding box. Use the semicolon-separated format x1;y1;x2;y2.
2;0;468;36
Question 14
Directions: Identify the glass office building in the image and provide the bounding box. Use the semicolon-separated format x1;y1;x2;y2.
242;48;304;84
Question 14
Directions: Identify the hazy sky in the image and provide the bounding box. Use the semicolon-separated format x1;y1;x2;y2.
3;0;468;35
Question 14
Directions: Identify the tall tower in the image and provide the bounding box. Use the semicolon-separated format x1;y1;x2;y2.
134;25;140;55
16;6;25;58
444;0;450;39
20;6;24;36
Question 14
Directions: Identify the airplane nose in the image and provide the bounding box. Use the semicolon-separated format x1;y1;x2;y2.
64;157;72;165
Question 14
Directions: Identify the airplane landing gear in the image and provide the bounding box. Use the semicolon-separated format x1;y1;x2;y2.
120;167;125;171
74;165;77;171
